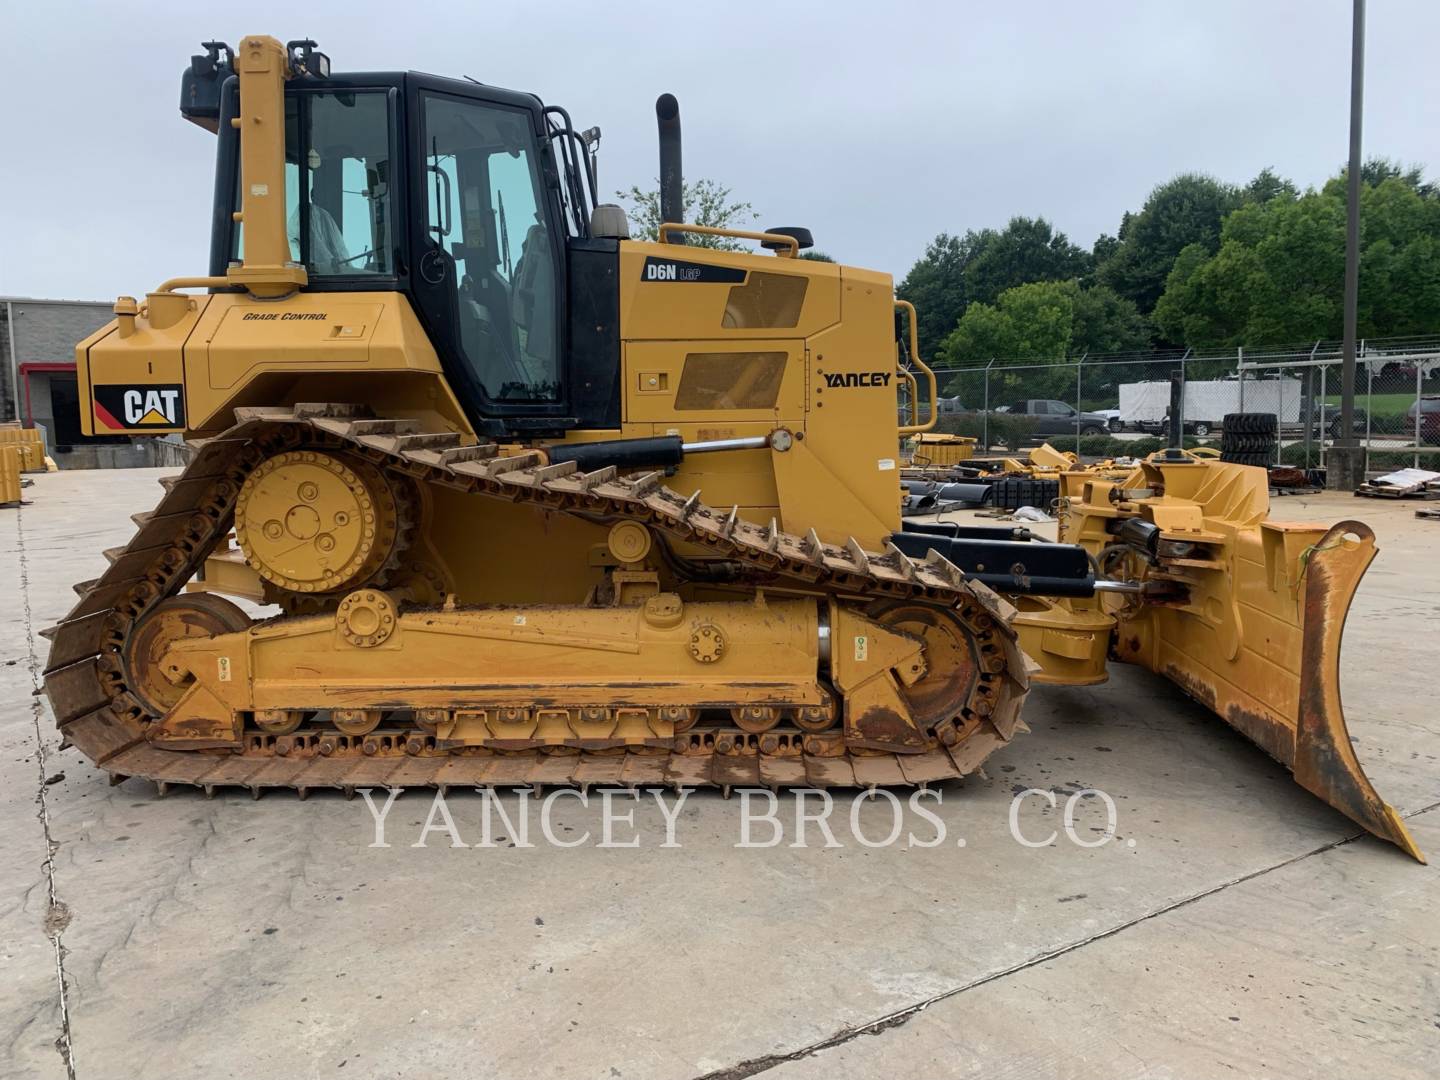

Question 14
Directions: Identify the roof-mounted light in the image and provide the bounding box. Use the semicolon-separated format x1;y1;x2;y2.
286;39;330;79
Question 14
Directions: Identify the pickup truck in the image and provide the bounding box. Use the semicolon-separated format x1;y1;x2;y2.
999;399;1111;436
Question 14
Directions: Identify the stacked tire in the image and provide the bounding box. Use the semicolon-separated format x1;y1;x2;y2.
1220;413;1277;467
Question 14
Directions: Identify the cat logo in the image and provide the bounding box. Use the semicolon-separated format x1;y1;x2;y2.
92;384;186;430
823;371;892;388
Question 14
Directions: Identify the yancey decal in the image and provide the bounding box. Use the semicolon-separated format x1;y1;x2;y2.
93;384;186;430
822;371;892;388
640;256;746;284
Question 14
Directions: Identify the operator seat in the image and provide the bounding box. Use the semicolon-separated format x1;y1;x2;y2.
453;245;528;399
512;221;555;372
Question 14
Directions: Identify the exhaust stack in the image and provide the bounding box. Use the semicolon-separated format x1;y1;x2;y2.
656;93;685;244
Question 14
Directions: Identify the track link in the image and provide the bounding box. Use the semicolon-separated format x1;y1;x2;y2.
42;405;1030;797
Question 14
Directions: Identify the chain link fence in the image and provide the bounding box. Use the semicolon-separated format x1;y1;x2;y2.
928;335;1440;472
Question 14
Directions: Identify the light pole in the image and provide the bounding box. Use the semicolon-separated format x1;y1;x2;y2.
1330;0;1366;490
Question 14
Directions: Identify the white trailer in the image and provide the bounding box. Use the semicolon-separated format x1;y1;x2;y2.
1119;378;1302;433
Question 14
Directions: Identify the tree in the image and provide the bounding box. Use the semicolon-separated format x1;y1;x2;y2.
942;281;1074;364
799;250;836;262
1356;157;1437;197
1242;167;1298;205
898;232;982;359
1090;231;1121;270
1070;284;1153;354
1095;174;1243;313
616;178;755;249
898;218;1090;358
936;280;1149;398
964;217;1092;306
1153;169;1440;346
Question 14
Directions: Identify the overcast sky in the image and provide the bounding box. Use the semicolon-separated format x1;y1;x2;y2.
3;0;1438;301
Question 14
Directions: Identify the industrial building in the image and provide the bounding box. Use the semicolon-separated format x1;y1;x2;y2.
0;296;162;467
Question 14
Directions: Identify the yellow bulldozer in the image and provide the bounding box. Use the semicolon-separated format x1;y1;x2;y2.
43;36;1420;860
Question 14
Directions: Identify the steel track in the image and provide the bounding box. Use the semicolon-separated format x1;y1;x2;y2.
42;404;1029;797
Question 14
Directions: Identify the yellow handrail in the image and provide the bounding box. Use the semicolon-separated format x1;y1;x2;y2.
154;276;231;294
899;369;920;428
895;299;937;434
656;223;799;257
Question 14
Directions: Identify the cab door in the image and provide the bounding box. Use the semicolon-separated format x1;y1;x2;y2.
405;76;570;432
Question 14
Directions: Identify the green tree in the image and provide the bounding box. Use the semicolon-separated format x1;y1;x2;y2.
937;280;1149;398
1090;231;1122;270
1070;284;1153;354
616;178;755;249
1153;169;1440;346
964;217;1093;306
1242;167;1299;205
897;232;982;359
1095;173;1243;313
898;218;1090;358
1356;157;1437;197
799;250;836;262
946;281;1074;360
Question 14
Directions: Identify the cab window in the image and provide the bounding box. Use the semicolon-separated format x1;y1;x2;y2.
234;90;394;276
421;94;559;402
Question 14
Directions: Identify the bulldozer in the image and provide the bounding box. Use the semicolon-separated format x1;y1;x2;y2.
43;35;1420;861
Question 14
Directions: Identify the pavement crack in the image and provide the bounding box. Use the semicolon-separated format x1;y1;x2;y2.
693;808;1439;1080
17;502;79;1080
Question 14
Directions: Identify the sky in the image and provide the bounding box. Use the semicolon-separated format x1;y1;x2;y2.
3;0;1438;301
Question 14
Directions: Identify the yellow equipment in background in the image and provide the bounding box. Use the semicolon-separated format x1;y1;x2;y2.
39;35;1419;860
908;432;977;468
0;445;22;506
0;424;49;472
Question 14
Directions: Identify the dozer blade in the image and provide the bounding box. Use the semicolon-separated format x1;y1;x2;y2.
1120;520;1422;862
1290;522;1421;861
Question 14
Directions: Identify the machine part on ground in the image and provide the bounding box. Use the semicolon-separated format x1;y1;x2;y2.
988;476;1061;513
907;432;977;469
0;425;49;473
899;479;991;516
45;34;1420;862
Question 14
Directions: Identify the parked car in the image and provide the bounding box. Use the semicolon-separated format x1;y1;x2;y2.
1423;411;1440;446
1405;396;1440;420
936;396;966;415
1093;408;1124;433
1413;397;1440;445
1308;404;1370;438
1136;414;1217;437
1000;399;1110;436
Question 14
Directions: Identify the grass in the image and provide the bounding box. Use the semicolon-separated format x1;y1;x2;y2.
1322;392;1426;411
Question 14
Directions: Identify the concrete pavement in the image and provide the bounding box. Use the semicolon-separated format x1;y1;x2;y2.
2;469;1436;1079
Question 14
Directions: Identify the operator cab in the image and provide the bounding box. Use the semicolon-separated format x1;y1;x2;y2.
188;40;615;436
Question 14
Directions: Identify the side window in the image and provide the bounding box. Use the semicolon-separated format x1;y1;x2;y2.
293;92;393;275
237;91;392;276
422;95;560;403
1052;401;1075;416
